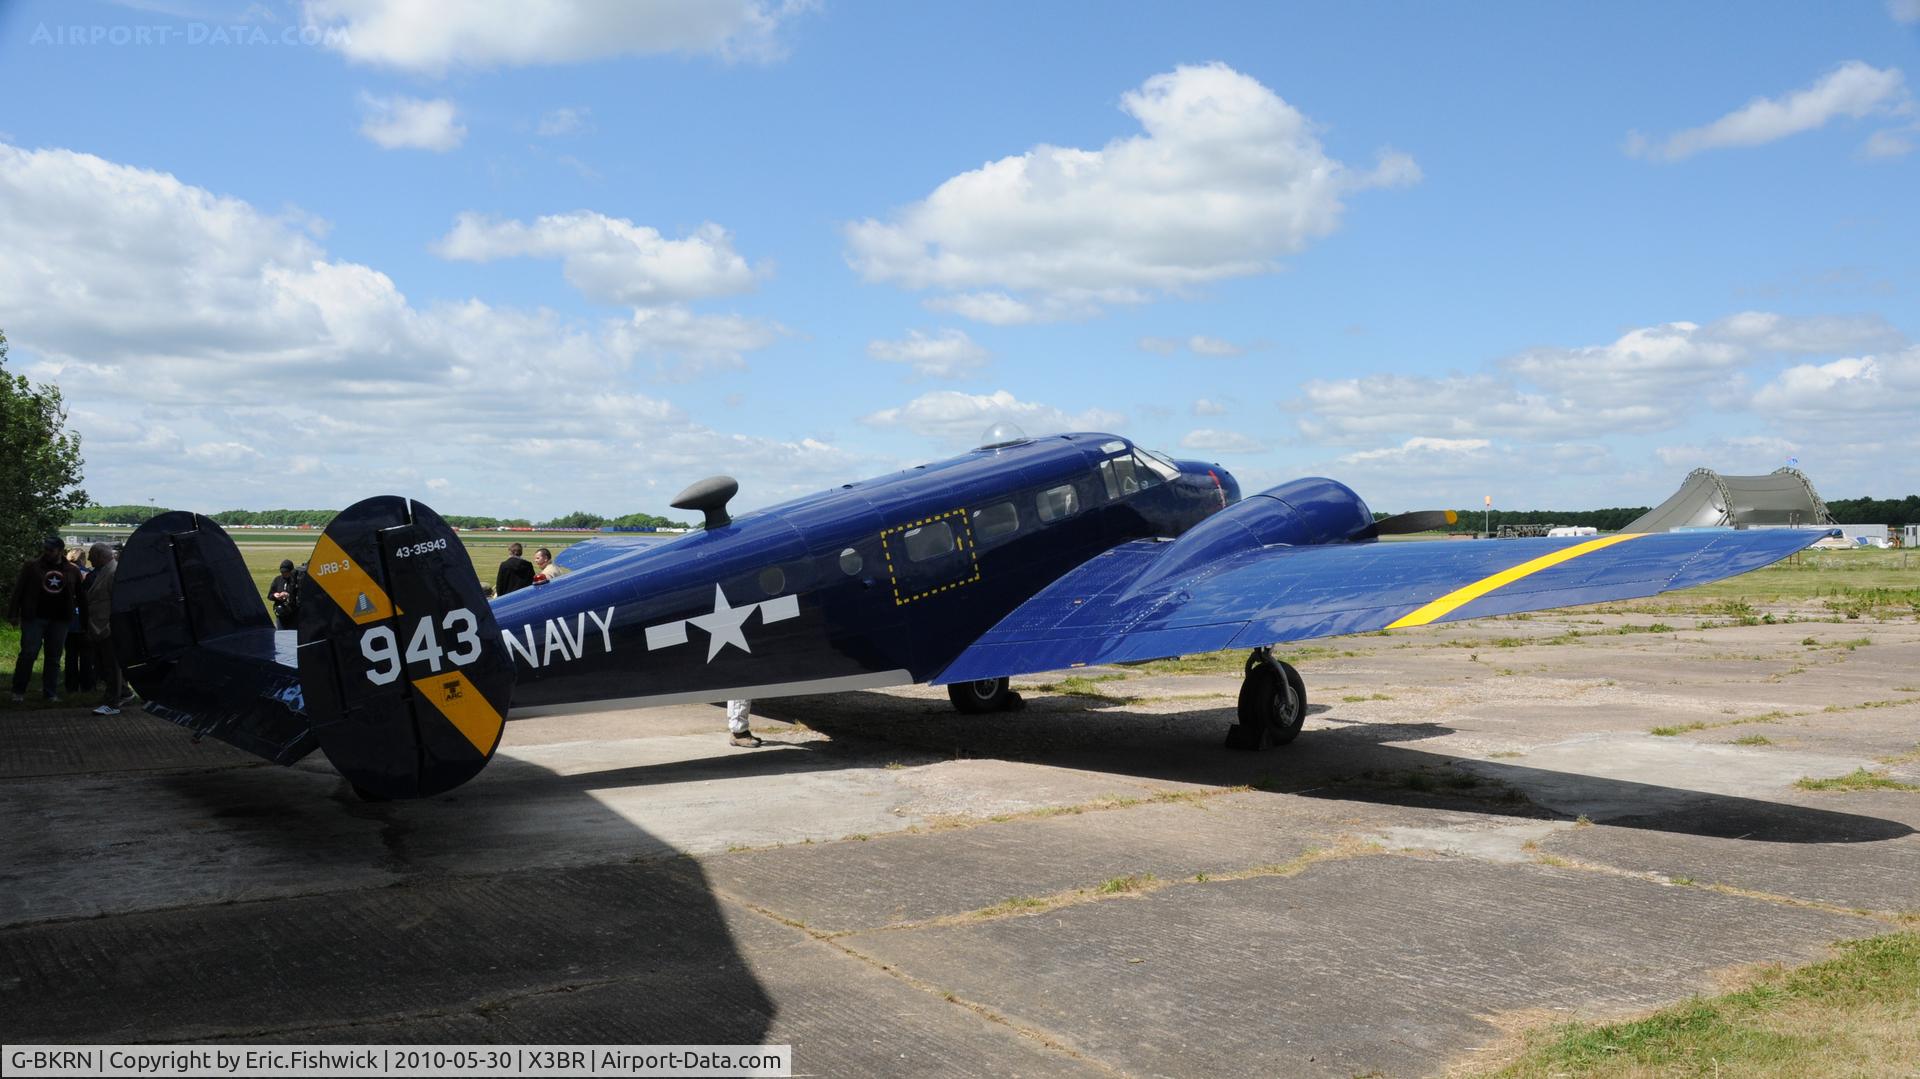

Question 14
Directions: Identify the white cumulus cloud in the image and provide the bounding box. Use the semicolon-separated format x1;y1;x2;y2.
1291;312;1908;446
860;390;1124;447
1180;429;1265;454
1191;398;1227;416
0;143;833;516
1626;61;1910;161
1654;436;1802;471
1752;347;1920;420
434;211;763;305
1339;436;1491;465
866;329;989;379
846;62;1417;322
358;93;466;151
304;0;808;72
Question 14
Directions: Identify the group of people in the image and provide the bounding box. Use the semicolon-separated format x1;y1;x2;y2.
494;542;568;596
7;537;131;715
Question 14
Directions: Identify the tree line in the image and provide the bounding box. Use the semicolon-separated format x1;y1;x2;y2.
70;505;694;531
1419;497;1916;533
1825;495;1920;530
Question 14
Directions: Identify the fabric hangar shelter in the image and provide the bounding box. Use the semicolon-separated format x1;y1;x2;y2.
1625;467;1835;533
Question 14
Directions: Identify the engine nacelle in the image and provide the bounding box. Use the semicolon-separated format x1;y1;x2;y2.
1124;477;1374;596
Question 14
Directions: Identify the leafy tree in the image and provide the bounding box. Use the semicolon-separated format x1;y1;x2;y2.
540;511;608;529
609;511;693;531
73;504;174;526
1826;495;1917;530
1;328;88;609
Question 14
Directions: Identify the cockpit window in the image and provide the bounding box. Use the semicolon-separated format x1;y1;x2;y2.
1099;455;1139;499
1099;453;1163;499
1139;449;1182;482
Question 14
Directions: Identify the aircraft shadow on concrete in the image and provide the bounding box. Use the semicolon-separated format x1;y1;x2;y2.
747;692;1915;846
5;745;775;1045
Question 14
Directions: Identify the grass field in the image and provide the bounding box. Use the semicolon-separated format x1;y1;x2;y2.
1474;931;1920;1078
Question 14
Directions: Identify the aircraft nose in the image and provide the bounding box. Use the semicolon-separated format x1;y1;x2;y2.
1211;466;1242;505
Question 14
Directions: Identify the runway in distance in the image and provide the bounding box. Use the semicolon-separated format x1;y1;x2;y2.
110;427;1832;799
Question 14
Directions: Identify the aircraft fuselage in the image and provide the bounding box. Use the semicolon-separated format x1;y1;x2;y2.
491;434;1239;715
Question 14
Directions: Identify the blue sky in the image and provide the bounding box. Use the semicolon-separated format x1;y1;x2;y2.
2;0;1916;520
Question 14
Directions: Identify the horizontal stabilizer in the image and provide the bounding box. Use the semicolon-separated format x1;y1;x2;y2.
935;528;1834;684
111;513;316;765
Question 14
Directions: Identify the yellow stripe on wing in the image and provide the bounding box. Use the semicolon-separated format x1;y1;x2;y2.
1386;533;1649;629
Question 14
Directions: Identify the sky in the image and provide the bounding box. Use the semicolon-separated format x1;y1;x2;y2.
1;0;1916;520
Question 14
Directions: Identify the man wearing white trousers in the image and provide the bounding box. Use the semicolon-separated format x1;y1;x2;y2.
726;699;762;747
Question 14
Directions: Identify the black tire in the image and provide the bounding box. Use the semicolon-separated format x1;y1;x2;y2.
1235;661;1306;746
1274;660;1308;745
949;677;1014;714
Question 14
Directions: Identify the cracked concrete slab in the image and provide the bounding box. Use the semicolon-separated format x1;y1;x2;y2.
840;856;1886;1078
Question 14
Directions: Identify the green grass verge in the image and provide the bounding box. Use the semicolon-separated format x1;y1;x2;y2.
1794;769;1920;793
1479;931;1920;1078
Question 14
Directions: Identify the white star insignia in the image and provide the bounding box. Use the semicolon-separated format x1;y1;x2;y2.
685;584;756;661
643;583;800;663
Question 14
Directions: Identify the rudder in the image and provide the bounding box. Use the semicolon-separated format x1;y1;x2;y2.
297;496;513;799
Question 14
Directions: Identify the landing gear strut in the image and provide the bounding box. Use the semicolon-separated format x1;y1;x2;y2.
1225;647;1307;750
949;676;1023;714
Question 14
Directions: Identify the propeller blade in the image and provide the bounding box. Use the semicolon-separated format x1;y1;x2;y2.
1359;509;1459;539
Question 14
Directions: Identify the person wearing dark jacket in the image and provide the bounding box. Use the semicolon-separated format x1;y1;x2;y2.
84;543;129;715
9;537;81;703
63;548;93;693
495;542;534;597
269;559;301;630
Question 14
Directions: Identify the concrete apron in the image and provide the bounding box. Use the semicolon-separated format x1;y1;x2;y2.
2;613;1916;1075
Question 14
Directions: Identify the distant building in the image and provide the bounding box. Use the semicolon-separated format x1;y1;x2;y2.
1625;468;1833;532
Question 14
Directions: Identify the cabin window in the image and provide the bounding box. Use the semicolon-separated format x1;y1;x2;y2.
1037;484;1079;523
973;501;1019;541
903;520;958;562
759;566;786;595
839;547;863;575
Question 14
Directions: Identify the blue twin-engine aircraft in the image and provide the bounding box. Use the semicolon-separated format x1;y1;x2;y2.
111;429;1830;799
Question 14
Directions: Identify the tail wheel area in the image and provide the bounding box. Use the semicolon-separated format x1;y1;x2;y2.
949;676;1019;713
1226;648;1307;750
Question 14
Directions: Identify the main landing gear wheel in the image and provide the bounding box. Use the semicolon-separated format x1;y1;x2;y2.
1225;647;1307;750
949;676;1021;713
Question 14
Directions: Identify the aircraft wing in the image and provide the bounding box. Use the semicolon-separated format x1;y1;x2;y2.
934;529;1830;684
552;535;669;572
